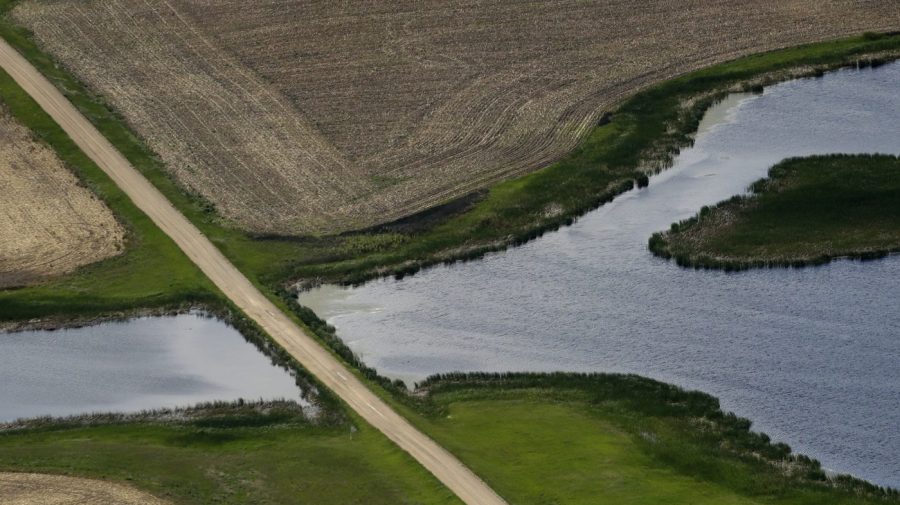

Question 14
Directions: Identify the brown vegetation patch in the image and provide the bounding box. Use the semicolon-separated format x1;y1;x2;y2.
0;111;123;288
12;0;899;234
1;472;169;505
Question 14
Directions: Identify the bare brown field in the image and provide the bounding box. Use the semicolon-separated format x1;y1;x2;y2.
0;110;123;288
12;0;900;235
1;472;169;505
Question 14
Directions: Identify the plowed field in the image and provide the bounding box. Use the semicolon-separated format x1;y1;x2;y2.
13;0;899;234
1;473;169;505
0;110;122;288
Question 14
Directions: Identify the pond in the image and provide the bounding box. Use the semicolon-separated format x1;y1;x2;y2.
300;61;900;487
0;313;303;422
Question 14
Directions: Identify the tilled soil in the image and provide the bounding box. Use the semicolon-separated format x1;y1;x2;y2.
13;0;900;234
1;472;170;505
0;110;123;288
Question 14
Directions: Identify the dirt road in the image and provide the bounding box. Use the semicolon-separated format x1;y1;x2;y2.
0;39;506;505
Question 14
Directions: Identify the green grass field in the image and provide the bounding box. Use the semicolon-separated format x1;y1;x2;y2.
414;374;896;505
650;155;900;269
433;400;768;505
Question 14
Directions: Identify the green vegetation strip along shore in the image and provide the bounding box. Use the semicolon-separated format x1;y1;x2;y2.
649;154;900;270
1;374;895;505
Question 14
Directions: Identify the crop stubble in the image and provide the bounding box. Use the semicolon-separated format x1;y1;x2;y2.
12;0;900;235
0;472;169;505
0;110;123;288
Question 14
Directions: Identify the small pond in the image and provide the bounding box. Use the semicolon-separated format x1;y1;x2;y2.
0;313;303;422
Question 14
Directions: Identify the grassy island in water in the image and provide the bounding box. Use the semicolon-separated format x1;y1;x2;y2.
650;154;900;269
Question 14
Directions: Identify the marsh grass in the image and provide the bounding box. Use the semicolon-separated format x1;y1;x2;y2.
650;154;900;270
1;400;307;432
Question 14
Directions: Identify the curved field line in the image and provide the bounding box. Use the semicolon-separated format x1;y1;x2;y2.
13;0;899;234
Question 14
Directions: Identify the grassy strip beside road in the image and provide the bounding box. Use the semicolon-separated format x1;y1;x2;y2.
650;155;900;270
2;375;895;505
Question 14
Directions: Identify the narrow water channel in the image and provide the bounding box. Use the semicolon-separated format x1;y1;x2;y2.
300;61;900;487
0;313;303;421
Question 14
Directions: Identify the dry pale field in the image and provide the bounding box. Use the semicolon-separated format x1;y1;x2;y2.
12;0;900;234
0;472;170;505
0;110;123;288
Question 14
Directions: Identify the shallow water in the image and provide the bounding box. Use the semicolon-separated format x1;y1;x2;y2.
300;62;900;487
0;313;302;421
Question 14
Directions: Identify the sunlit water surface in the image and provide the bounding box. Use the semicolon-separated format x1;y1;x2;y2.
0;313;302;421
301;62;900;487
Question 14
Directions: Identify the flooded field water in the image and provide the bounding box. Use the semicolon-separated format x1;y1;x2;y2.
300;62;900;487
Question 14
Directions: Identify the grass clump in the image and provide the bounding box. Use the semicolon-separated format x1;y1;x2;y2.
650;154;900;270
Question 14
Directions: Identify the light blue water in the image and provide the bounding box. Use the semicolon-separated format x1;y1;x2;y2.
300;62;900;487
0;313;303;421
